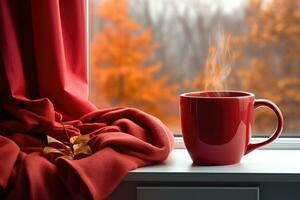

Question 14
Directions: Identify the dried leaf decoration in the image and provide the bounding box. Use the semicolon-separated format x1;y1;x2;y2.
70;135;92;159
43;135;92;162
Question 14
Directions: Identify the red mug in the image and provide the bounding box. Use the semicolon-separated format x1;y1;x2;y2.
180;91;284;165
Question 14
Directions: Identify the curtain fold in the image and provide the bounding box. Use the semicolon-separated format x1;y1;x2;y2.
0;0;174;199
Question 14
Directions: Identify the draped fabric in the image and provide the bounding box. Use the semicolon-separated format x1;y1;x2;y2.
0;0;174;199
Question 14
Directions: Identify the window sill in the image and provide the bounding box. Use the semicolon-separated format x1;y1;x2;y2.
126;149;300;182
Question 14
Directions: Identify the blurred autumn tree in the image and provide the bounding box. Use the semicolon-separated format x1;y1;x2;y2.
189;0;300;133
231;0;300;133
90;0;178;124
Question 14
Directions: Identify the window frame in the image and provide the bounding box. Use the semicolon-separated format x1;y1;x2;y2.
174;136;300;149
86;0;300;150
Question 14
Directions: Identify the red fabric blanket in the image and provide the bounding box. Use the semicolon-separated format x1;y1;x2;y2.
0;0;174;199
0;106;173;200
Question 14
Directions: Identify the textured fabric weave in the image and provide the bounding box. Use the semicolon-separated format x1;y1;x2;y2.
0;1;174;199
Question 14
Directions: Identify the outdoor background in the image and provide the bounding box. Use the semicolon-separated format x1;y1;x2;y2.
89;0;300;136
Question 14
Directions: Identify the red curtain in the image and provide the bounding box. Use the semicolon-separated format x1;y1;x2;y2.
0;1;174;199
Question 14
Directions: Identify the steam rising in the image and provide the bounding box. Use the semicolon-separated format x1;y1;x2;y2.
204;33;233;91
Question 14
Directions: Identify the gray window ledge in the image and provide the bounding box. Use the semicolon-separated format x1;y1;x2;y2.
126;149;300;182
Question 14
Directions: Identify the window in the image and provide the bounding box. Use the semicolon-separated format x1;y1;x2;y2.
89;0;300;137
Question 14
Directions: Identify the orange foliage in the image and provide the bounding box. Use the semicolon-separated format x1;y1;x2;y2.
90;0;178;124
232;0;300;133
190;0;300;133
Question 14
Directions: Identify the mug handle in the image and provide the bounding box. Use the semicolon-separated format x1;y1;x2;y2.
245;99;284;155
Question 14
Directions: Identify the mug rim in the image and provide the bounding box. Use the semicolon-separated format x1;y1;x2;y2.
180;90;255;99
